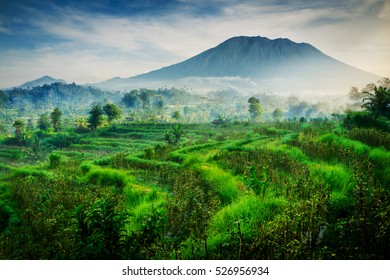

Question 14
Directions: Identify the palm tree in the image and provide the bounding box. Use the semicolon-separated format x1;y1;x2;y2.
362;86;390;118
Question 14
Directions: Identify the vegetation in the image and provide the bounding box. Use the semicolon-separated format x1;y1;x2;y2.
248;96;263;121
0;80;389;260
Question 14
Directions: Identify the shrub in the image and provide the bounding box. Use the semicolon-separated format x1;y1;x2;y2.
49;153;61;168
368;147;390;188
199;165;240;204
84;167;128;191
310;163;353;192
348;127;390;149
13;167;52;179
343;111;390;132
46;132;81;149
93;156;112;166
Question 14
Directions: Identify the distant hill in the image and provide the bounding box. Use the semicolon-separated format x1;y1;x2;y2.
17;75;67;89
94;36;381;94
4;82;120;114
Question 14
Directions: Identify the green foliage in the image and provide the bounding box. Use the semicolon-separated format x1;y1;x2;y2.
103;103;122;124
46;132;81;149
84;166;128;192
0;199;17;234
73;198;127;259
0;90;7;108
248;96;263;121
13;119;25;146
310;163;353;192
165;124;185;145
244;165;269;198
49;153;61;168
88;105;104;131
0;120;389;260
368;147;390;188
343;110;390;132
348;127;390;149
362;86;390;118
38;113;50;131
199;165;240;205
272;108;284;121
50;107;63;132
207;195;287;259
172;110;182;121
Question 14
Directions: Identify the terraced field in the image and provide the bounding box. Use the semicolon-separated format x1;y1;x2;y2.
0;121;389;259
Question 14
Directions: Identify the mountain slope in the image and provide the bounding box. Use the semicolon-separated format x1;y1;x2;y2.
95;36;381;94
17;75;66;89
136;36;378;81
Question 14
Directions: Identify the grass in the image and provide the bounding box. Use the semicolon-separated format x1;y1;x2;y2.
0;120;389;260
198;164;241;205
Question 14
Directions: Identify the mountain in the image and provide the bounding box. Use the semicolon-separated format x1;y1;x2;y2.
17;75;66;89
94;36;382;94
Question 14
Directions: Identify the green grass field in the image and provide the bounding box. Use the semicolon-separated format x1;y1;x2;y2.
0;120;389;260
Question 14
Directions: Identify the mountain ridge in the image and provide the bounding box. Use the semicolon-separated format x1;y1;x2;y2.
93;35;381;94
17;75;66;89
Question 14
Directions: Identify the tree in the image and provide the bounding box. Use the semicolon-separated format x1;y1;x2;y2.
248;97;263;121
75;117;89;132
13;119;25;146
0;90;7;108
138;89;152;109
172;111;182;122
103;103;122;124
272;108;283;121
38;113;50;131
362;86;390;118
88;105;104;131
153;96;165;113
288;101;308;118
348;86;368;103
26;119;35;131
50;107;62;132
122;90;141;108
165;124;185;145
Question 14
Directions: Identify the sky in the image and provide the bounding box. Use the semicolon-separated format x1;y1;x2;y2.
0;0;389;88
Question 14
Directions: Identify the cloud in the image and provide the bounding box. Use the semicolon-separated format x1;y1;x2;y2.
0;0;388;88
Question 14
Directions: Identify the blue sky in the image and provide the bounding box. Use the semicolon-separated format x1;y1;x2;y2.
0;0;389;87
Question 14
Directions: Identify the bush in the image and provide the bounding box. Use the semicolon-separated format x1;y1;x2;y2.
348;128;390;149
343;111;390;132
84;167;128;191
199;165;240;205
46;132;81;149
49;153;61;168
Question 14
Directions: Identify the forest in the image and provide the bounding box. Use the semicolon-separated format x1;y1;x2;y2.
0;80;389;260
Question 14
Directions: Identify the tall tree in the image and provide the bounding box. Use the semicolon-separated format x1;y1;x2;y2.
88;105;104;131
13;119;25;146
248;97;263;121
50;107;62;132
103;103;122;124
138;89;151;109
272;108;283;121
38;113;50;131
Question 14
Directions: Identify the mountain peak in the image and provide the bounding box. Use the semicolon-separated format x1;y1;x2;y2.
17;75;66;89
96;35;381;94
135;35;332;81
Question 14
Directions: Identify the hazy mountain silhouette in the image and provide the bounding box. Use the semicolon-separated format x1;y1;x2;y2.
95;36;383;94
17;75;66;89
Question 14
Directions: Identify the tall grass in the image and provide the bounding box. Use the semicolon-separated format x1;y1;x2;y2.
198;165;241;205
83;166;129;191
